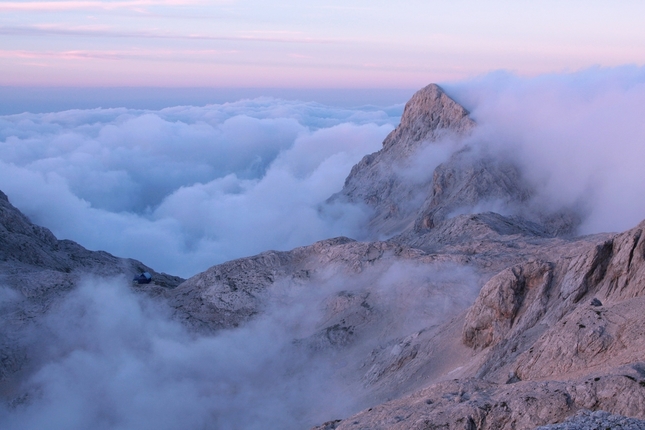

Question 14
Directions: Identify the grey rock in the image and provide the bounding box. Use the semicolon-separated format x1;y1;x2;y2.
329;84;578;244
312;373;645;430
463;260;554;350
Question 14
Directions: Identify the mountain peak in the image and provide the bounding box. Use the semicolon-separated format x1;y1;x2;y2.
382;83;474;151
328;84;482;237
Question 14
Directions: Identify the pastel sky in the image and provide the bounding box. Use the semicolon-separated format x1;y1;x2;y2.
1;0;644;88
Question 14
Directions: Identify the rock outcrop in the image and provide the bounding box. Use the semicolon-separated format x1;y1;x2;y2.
304;220;645;429
536;410;645;430
330;84;576;244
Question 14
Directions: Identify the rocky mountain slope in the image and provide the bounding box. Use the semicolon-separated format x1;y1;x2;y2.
2;84;645;429
309;217;645;429
0;190;182;388
165;85;645;428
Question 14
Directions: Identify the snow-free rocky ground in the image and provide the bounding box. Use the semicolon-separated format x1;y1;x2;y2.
3;84;645;429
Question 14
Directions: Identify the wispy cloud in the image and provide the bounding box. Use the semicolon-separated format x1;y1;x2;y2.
445;66;645;234
0;0;209;12
0;24;338;44
0;48;238;61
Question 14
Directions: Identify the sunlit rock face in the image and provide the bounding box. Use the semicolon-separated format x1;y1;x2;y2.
3;83;645;430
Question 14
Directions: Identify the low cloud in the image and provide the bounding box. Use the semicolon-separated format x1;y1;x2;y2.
0;278;351;430
3;67;645;277
0;99;400;276
0;259;480;430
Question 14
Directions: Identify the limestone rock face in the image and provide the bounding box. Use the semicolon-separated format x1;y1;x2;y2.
536;410;645;430
409;153;532;233
330;84;575;242
312;371;645;430
379;84;475;152
463;260;553;350
317;219;645;429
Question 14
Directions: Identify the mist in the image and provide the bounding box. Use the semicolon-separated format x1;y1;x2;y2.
444;65;645;234
0;277;349;430
0;259;480;430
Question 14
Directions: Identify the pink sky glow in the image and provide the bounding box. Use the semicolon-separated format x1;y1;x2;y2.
1;1;644;88
0;1;207;12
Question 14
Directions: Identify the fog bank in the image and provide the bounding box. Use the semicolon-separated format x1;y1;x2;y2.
0;258;479;430
445;65;645;234
0;99;402;276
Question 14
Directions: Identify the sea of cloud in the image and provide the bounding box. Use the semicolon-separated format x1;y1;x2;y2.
0;99;402;277
3;68;644;280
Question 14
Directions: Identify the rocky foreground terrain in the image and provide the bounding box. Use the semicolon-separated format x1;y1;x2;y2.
3;84;645;429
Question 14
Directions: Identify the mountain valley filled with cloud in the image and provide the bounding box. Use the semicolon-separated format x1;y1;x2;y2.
2;67;645;429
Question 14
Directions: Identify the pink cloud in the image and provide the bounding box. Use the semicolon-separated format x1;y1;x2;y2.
0;48;238;62
0;24;338;44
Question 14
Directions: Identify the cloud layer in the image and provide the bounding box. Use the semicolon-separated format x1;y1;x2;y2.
0;99;401;276
2;67;645;278
445;65;645;235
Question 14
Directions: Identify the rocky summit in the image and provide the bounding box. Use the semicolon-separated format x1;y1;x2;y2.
3;84;645;429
